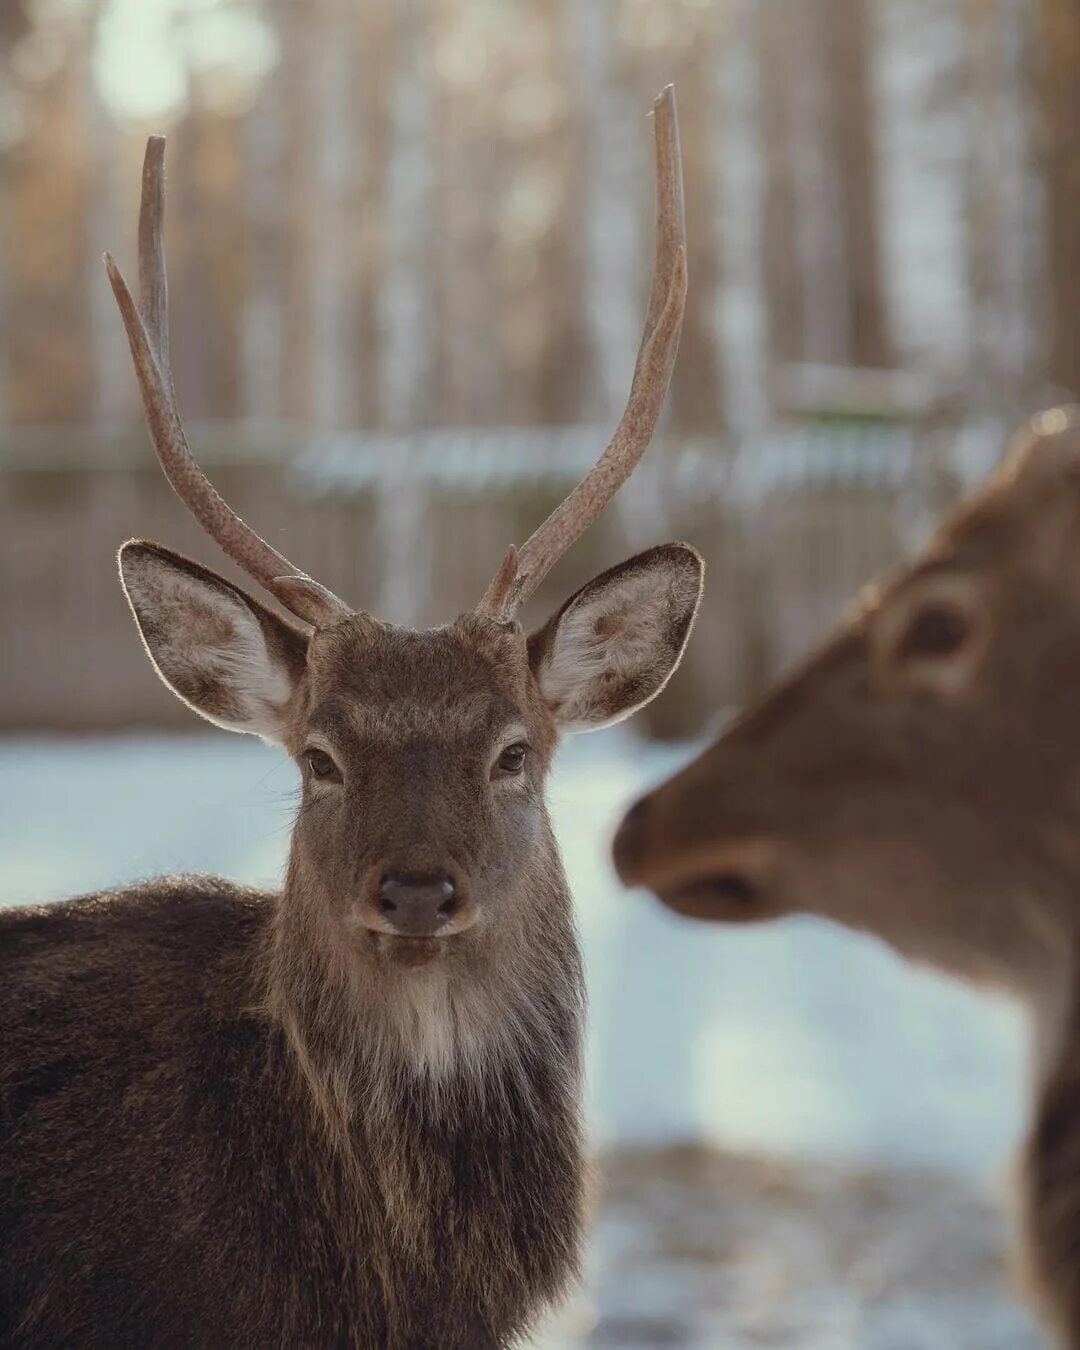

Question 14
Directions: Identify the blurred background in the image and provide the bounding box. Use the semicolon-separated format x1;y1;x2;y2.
2;0;1072;1343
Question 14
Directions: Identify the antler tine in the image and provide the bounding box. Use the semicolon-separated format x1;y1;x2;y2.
477;85;687;622
105;137;350;630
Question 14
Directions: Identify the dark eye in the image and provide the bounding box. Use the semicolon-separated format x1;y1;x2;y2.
896;603;970;661
305;747;341;782
495;742;528;777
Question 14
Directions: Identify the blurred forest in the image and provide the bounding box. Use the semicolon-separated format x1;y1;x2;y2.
0;0;1063;429
0;0;1076;730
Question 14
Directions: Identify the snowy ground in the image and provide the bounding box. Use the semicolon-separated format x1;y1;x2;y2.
0;732;1045;1346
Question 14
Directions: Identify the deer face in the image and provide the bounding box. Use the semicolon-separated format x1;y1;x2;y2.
615;415;1080;988
105;91;696;1032
122;540;702;971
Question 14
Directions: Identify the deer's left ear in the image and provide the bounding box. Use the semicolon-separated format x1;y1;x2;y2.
528;543;704;733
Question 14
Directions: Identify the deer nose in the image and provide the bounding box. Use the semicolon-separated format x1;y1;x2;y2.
377;873;457;937
612;796;651;884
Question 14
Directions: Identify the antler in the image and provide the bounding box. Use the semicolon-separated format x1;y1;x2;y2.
105;137;350;629
477;85;688;621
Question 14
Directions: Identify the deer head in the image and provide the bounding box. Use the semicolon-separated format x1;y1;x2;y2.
106;91;702;1072
614;410;1080;999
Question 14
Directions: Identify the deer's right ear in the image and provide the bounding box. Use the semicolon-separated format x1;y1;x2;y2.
118;541;308;742
528;543;704;733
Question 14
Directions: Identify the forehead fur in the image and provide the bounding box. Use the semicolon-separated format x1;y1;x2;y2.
300;612;549;745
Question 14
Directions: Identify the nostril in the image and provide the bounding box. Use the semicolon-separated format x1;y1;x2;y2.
376;873;458;931
429;878;456;917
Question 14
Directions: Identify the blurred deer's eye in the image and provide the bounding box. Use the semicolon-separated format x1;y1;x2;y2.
305;748;341;782
896;603;970;661
495;742;528;777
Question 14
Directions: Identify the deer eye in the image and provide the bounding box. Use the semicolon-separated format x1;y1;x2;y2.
494;742;528;778
305;747;342;783
895;603;970;662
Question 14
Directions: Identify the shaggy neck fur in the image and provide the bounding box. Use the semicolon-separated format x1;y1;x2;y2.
266;846;584;1096
254;858;587;1348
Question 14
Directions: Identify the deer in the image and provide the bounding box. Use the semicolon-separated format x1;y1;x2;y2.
0;88;703;1350
612;405;1080;1346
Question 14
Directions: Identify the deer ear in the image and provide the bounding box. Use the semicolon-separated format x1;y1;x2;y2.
528;543;703;733
1004;408;1080;489
118;541;308;741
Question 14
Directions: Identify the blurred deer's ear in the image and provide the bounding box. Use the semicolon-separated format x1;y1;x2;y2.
528;543;703;733
994;409;1080;575
1004;408;1080;490
118;541;308;741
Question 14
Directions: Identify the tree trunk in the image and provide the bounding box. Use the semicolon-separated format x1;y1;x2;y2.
714;0;769;431
667;25;725;432
1038;0;1080;397
756;2;805;395
818;0;891;368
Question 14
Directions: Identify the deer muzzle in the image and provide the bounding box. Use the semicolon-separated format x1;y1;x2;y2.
351;862;480;947
377;873;458;937
613;782;783;925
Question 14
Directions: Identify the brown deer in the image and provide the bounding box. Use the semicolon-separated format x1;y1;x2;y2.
0;89;702;1349
613;406;1080;1346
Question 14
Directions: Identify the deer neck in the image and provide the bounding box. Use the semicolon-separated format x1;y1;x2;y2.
261;859;585;1139
975;815;1080;1091
858;798;1080;1017
1020;816;1080;1085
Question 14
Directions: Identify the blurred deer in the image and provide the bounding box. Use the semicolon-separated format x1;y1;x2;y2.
0;90;702;1349
614;407;1080;1345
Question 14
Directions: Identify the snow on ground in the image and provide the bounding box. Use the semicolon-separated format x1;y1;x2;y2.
541;1145;1043;1349
0;729;1028;1173
0;731;1043;1345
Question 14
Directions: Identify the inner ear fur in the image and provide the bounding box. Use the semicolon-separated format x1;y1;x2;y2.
527;542;704;732
118;540;309;739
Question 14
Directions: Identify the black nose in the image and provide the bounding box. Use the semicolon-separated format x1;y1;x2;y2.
612;796;650;883
377;873;457;937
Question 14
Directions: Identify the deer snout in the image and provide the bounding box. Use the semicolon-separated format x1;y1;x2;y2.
377;873;458;937
612;796;652;886
613;787;783;925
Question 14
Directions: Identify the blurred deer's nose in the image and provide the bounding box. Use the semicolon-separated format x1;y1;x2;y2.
612;796;651;884
377;873;457;937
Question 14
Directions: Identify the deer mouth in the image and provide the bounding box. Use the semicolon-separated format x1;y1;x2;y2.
656;870;768;922
374;933;451;968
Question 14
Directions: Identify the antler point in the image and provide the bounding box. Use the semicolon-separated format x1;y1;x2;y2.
477;84;685;615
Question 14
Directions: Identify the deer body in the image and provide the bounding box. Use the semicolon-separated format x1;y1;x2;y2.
1;91;703;1346
1;878;581;1349
614;410;1080;1346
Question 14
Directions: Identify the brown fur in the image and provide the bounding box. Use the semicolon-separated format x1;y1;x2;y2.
0;881;581;1349
614;412;1080;1346
2;540;702;1348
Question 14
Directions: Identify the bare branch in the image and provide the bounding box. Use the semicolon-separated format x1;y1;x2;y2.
477;85;687;621
106;137;350;629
